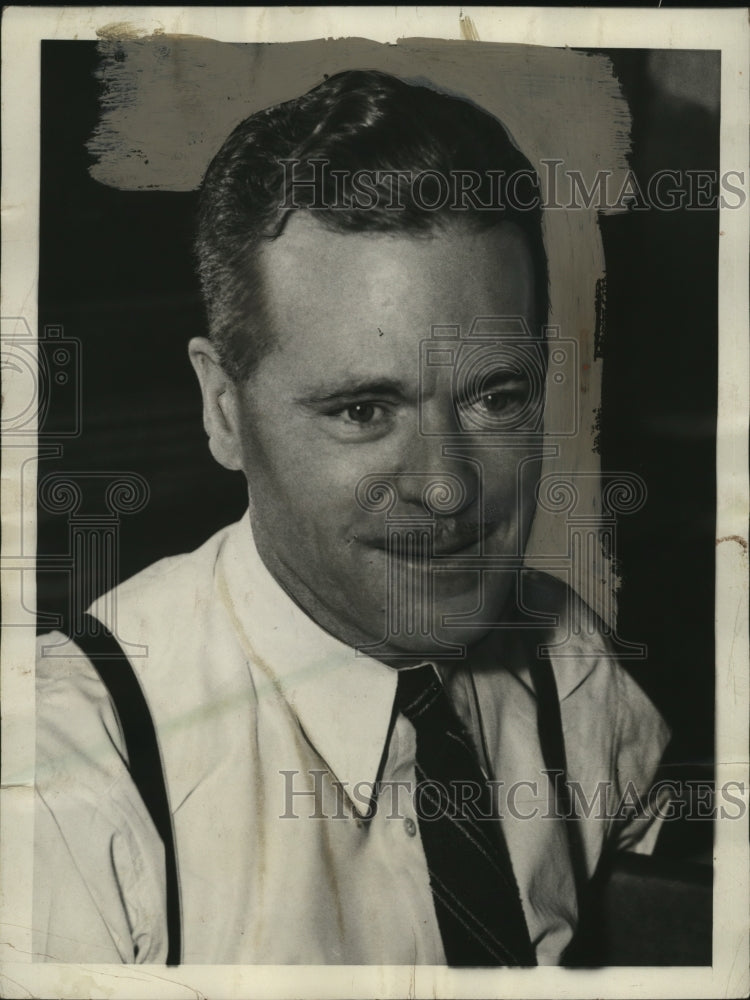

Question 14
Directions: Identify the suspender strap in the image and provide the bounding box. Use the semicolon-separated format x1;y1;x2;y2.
527;642;589;927
67;614;182;965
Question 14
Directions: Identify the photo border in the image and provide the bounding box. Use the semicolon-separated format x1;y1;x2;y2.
2;7;748;999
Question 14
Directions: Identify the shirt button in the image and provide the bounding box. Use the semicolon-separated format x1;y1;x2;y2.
404;817;417;837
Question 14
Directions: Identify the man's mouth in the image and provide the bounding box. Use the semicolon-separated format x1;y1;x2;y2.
431;529;482;557
359;520;496;558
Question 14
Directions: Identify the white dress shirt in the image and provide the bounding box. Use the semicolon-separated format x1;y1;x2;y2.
34;512;670;965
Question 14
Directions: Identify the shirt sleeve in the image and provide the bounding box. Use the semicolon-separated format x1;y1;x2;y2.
608;664;672;855
34;633;168;963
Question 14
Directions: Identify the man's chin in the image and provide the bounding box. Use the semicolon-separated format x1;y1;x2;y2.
356;622;495;664
351;583;504;663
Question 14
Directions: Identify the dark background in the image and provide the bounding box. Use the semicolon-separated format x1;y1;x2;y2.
37;42;718;853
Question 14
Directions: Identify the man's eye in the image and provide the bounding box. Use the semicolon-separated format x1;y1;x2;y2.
324;401;391;437
465;381;527;414
345;402;378;424
478;390;514;413
457;375;531;430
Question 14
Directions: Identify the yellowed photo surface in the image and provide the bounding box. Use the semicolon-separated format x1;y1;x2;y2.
2;6;748;999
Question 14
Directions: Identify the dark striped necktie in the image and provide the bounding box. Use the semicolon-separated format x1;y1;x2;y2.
396;663;537;967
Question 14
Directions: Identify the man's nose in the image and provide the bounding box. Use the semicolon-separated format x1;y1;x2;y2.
393;417;479;518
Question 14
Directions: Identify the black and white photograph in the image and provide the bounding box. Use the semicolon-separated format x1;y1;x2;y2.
1;6;748;999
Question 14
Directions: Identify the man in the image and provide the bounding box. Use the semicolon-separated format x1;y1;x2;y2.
34;70;669;966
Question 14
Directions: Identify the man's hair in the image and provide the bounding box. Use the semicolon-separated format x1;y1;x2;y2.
196;69;549;382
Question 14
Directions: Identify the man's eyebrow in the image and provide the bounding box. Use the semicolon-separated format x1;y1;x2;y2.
294;378;414;406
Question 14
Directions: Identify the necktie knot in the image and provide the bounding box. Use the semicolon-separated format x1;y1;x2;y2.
395;663;444;722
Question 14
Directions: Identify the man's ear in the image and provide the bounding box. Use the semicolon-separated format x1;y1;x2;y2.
188;337;244;472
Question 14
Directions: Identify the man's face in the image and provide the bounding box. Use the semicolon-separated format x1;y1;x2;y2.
232;214;543;658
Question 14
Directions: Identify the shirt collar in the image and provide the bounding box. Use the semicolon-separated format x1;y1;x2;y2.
498;570;604;702
214;516;599;813
215;512;398;817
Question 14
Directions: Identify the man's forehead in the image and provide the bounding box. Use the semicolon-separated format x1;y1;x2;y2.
256;213;536;345
260;210;532;269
